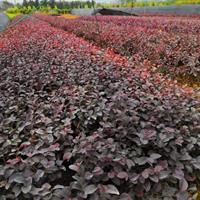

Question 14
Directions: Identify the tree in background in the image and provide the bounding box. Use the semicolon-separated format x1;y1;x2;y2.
6;0;98;16
22;0;28;7
49;0;55;8
35;0;39;8
86;1;93;8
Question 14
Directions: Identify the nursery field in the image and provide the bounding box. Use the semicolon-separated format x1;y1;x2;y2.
0;14;200;200
35;14;200;86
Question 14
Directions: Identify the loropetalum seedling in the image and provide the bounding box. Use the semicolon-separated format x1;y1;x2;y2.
35;14;200;79
0;17;200;200
80;15;200;34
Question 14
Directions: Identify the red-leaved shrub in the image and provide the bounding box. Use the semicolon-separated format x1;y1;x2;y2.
0;16;200;200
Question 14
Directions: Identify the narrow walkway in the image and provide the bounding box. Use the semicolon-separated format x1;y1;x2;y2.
0;13;9;31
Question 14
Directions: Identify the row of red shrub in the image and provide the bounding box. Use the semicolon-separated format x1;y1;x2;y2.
139;13;200;18
81;15;200;34
0;16;200;199
35;14;200;79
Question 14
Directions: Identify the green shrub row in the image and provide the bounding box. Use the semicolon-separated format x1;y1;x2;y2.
99;0;200;8
6;6;71;16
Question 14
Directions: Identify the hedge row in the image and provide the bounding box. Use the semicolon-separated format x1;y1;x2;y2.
0;17;200;199
36;14;200;79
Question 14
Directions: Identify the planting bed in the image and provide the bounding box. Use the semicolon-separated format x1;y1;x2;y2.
36;14;200;85
0;15;200;200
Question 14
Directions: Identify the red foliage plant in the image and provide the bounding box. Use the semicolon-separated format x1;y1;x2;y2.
35;14;200;79
0;16;200;200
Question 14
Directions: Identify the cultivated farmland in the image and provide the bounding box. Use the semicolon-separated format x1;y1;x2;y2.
0;14;200;200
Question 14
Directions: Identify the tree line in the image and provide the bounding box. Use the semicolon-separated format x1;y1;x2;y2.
20;0;95;9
